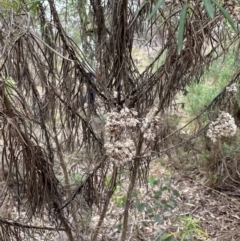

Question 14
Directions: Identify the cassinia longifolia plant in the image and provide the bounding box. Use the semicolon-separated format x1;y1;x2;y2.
207;111;237;143
207;84;238;143
104;106;161;165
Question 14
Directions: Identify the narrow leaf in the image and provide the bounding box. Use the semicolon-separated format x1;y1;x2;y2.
160;233;174;241
177;4;188;54
212;0;236;31
0;1;16;9
147;0;165;21
26;0;41;5
29;1;41;14
203;0;214;19
135;0;150;15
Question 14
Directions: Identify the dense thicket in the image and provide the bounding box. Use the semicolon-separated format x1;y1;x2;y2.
0;0;239;240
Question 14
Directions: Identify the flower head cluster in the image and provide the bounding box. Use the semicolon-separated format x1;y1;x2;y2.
104;139;135;164
104;106;138;165
104;106;162;164
226;83;237;93
105;106;139;141
207;111;237;142
141;108;162;141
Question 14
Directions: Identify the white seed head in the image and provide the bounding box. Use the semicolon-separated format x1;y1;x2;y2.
207;111;237;142
226;83;237;93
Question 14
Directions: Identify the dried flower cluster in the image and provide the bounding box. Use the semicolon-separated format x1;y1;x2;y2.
226;83;237;93
104;106;138;165
207;111;237;142
141;108;162;141
104;140;135;165
105;106;139;140
104;106;162;165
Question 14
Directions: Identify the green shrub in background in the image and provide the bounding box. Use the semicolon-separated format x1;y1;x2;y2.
156;215;208;241
176;215;208;241
182;48;239;118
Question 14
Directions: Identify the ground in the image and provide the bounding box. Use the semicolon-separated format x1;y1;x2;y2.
172;173;240;241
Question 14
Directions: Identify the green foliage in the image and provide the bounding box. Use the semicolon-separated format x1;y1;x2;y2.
159;233;175;241
183;82;217;117
113;187;140;207
0;0;42;13
182;49;238;117
157;216;208;241
69;169;85;185
140;166;206;240
112;183;126;206
203;0;214;19
105;174;111;187
133;176;179;240
26;0;42;14
0;0;18;10
4;77;16;96
176;216;208;241
178;4;188;54
113;194;127;206
147;0;165;21
148;176;159;186
73;173;83;183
